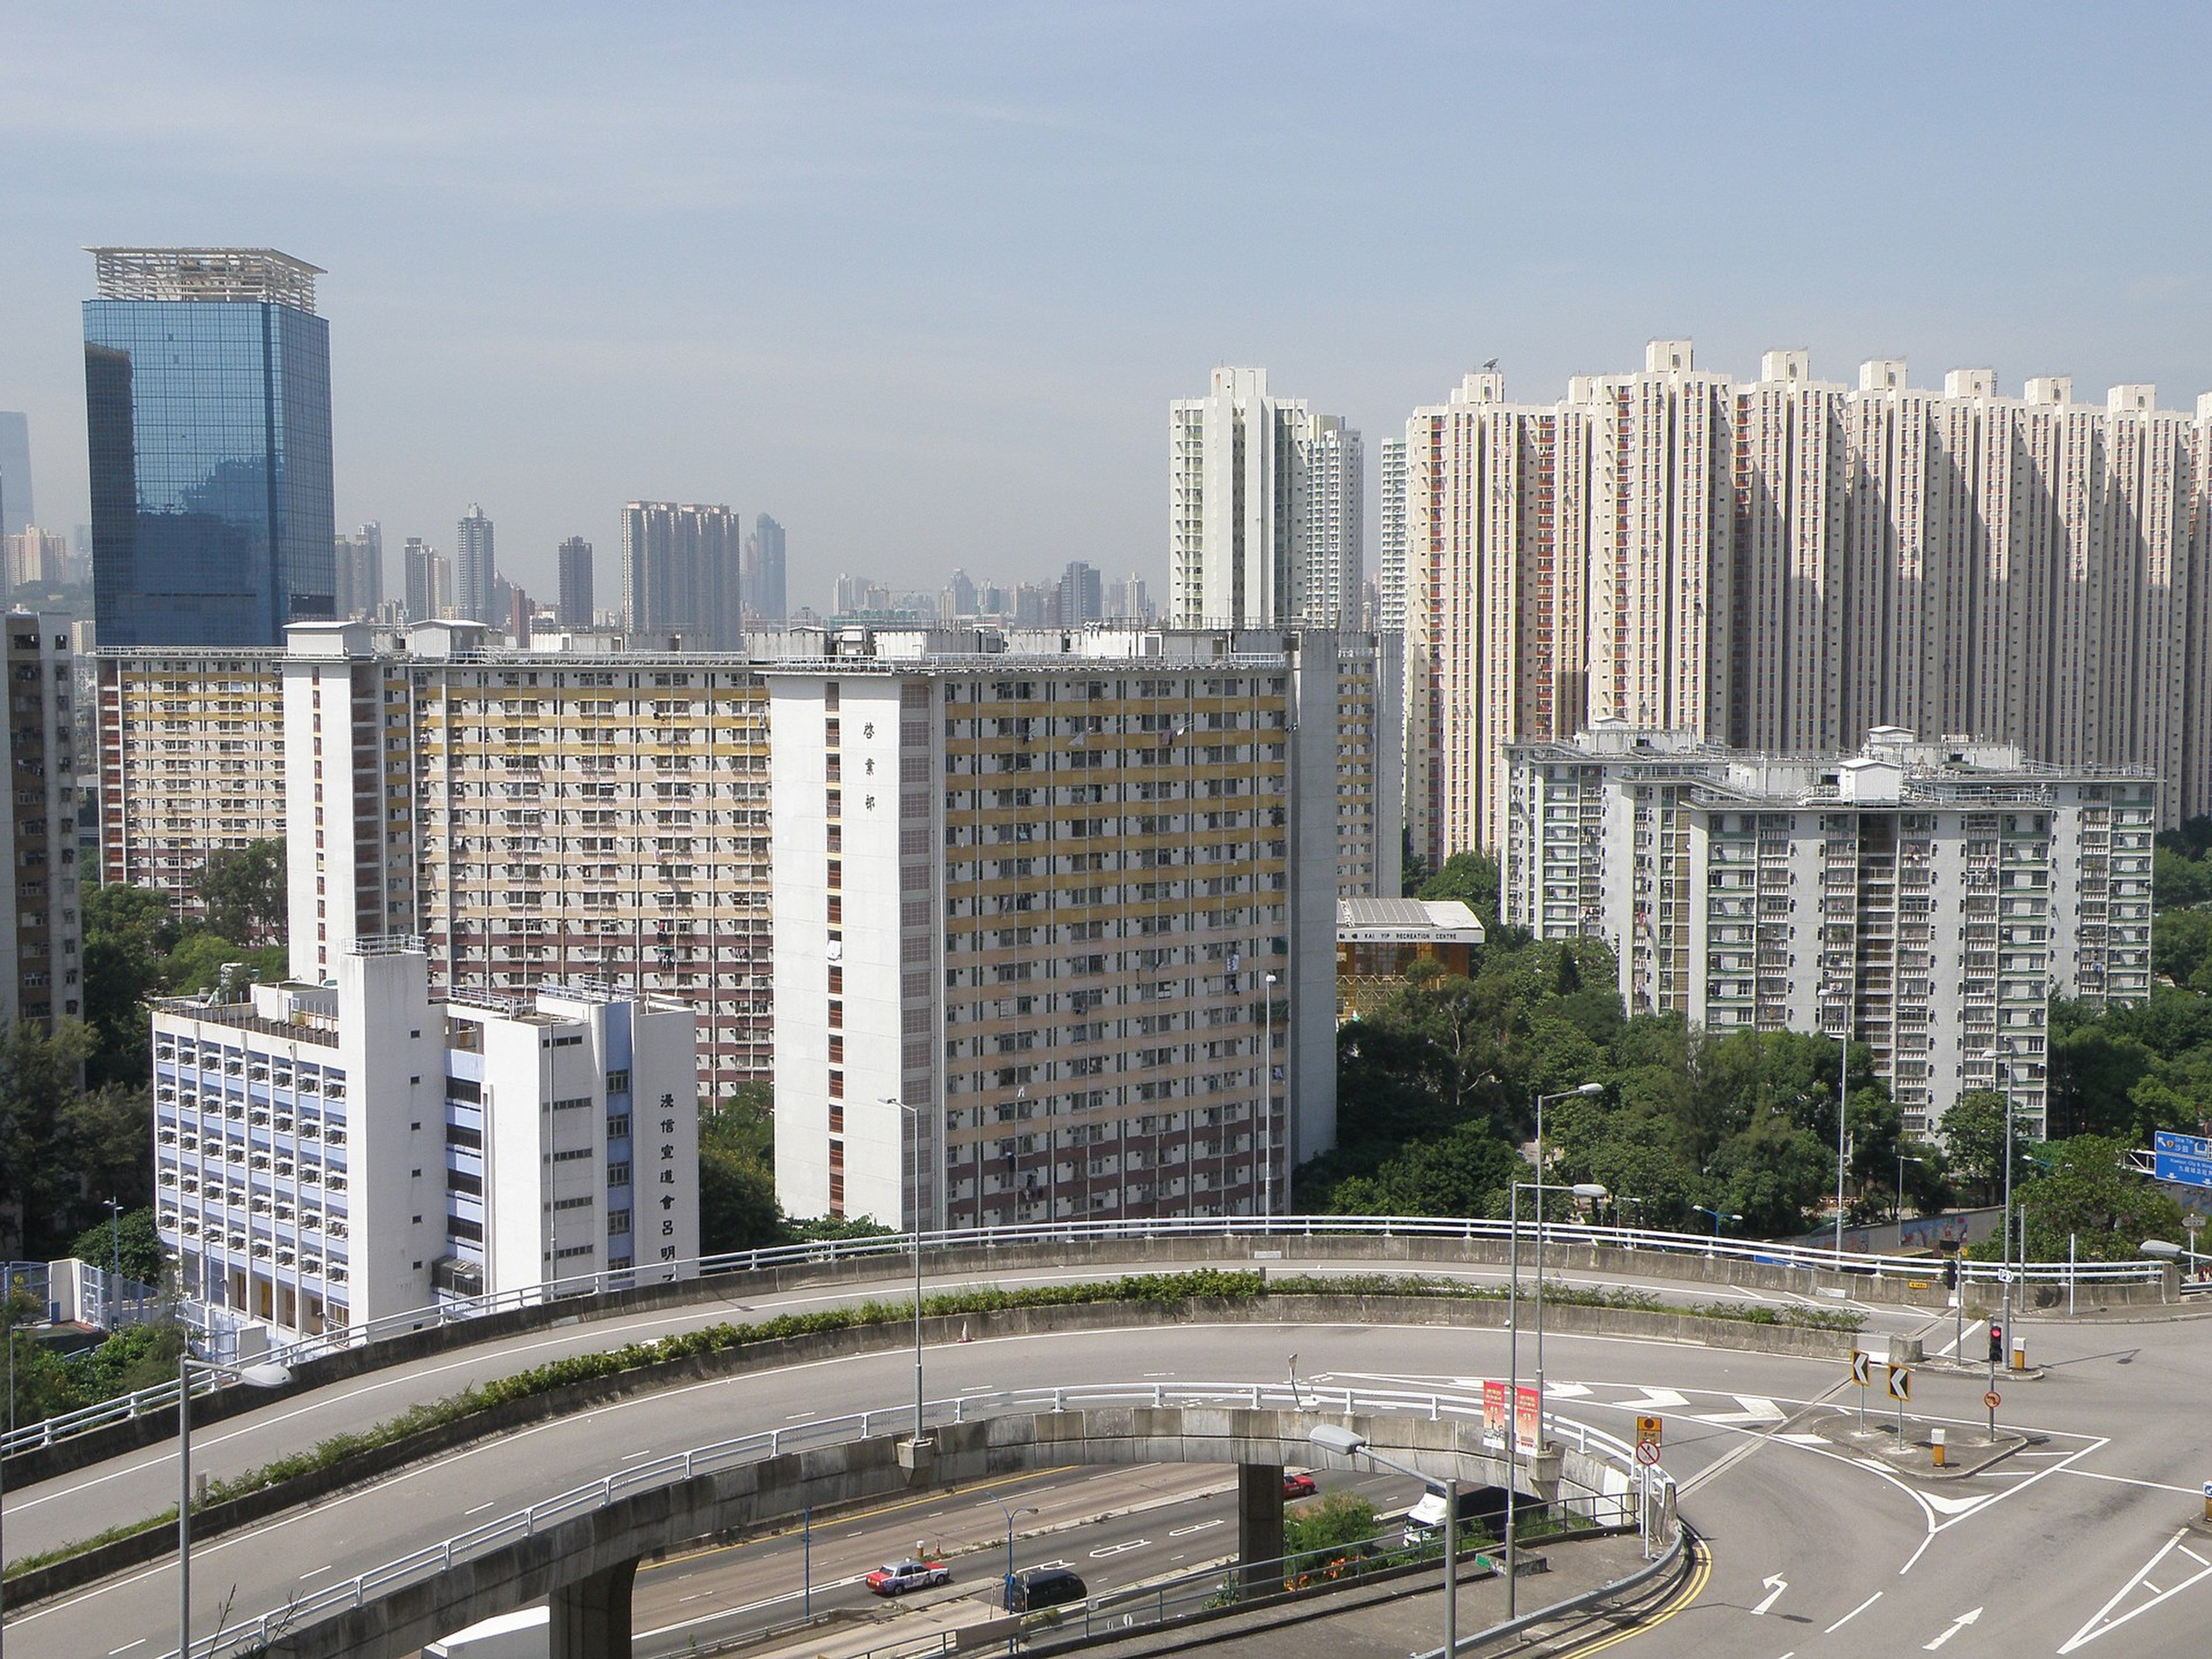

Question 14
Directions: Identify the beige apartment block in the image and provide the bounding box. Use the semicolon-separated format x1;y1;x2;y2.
95;649;287;923
1407;343;2212;862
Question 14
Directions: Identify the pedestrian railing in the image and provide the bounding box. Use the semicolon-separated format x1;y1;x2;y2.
3;1213;2161;1461
165;1379;1651;1659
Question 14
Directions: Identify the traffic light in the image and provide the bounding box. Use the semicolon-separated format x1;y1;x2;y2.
1987;1323;2004;1364
1943;1258;1958;1290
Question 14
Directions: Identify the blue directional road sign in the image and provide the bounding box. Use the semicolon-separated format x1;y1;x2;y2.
2153;1130;2212;1190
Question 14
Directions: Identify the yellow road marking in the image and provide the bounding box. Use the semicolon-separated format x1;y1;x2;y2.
1549;1534;1710;1658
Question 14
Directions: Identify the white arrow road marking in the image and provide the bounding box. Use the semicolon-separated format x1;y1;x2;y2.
1168;1520;1224;1537
1089;1538;1150;1558
2060;1529;2212;1654
1921;1605;1981;1649
1921;1491;1993;1517
1751;1574;1788;1615
1618;1389;1689;1411
1546;1381;1593;1397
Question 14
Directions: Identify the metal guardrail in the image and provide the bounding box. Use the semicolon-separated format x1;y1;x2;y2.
1;1213;2163;1461
166;1379;1651;1659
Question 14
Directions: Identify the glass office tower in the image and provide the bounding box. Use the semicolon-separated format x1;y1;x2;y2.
84;248;336;647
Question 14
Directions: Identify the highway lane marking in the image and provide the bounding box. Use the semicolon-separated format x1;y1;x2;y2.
1824;1590;1881;1632
464;1500;497;1514
1550;1534;1708;1658
2059;1467;2209;1497
1168;1519;1224;1536
2058;1527;2212;1653
635;1573;868;1638
106;1643;146;1655
1089;1538;1149;1557
623;1447;656;1458
298;1562;334;1579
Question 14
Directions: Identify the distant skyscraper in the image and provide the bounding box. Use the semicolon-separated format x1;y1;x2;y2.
509;586;532;646
1105;573;1151;622
0;413;31;538
1058;559;1102;624
334;522;381;619
557;536;594;628
403;538;435;621
1169;366;1362;628
83;247;335;646
744;512;786;622
943;568;977;619
622;502;740;645
1377;439;1406;636
457;503;496;623
431;551;454;619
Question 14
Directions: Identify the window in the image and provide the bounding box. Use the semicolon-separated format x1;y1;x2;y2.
605;1069;630;1095
606;1114;631;1139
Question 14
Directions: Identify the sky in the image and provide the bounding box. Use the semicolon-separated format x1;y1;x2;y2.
4;2;2211;612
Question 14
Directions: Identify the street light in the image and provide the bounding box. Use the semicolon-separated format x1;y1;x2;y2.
882;1097;926;1446
179;1356;292;1659
1513;1178;1608;1471
1263;972;1280;1223
1897;1154;1924;1225
1310;1424;1466;1650
993;1498;1040;1640
1527;1083;1604;1448
2142;1237;2200;1274
1692;1205;1742;1253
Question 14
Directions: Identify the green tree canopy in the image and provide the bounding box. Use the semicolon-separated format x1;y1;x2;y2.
195;838;286;946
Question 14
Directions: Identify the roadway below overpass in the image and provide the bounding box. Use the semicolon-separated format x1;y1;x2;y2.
6;1248;2208;1658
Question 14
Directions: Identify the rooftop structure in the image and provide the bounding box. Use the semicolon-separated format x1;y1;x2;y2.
85;247;323;311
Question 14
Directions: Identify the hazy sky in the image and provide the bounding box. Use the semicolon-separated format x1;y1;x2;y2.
5;2;2210;610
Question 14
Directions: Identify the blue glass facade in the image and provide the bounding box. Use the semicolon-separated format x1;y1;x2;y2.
85;298;335;646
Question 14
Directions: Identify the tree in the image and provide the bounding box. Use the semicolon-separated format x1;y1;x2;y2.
70;1205;167;1283
82;881;178;1091
1418;851;1500;928
1284;1492;1383;1562
195;839;286;946
1943;1090;2028;1202
698;1085;780;1253
1972;1136;2184;1264
1324;1122;1525;1219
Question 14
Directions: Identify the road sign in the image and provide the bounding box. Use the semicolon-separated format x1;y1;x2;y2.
1635;1440;1662;1466
1985;1390;2002;1409
2153;1130;2212;1190
1886;1364;1912;1402
1635;1414;1663;1447
1850;1350;1873;1386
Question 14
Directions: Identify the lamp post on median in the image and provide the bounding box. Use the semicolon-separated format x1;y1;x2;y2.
882;1096;926;1446
1311;1424;1465;1651
993;1498;1040;1648
1528;1084;1604;1445
1513;1178;1608;1470
1692;1205;1742;1255
179;1356;292;1659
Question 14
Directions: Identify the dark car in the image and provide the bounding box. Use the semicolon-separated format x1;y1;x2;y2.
1004;1566;1088;1613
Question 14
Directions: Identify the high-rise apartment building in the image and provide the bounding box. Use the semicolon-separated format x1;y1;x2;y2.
0;412;32;538
151;942;698;1343
623;502;741;647
744;514;786;624
0;614;82;1028
1502;724;2155;1138
333;522;382;621
457;504;496;624
95;648;287;918
1377;439;1406;636
401;538;433;622
768;629;1341;1230
1058;561;1103;625
1105;574;1151;623
83;248;335;647
557;536;595;628
8;527;70;589
1409;343;2212;861
1170;368;1364;629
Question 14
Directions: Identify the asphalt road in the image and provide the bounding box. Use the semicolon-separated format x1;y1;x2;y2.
11;1279;2207;1658
622;1463;1420;1659
1;1249;1917;1564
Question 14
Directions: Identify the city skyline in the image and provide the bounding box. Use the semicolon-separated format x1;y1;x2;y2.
6;5;2212;608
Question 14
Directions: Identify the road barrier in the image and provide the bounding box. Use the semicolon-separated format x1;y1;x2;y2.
161;1379;1660;1659
2;1213;2162;1462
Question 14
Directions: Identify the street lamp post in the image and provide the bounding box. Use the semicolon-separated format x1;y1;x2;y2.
179;1357;292;1659
1263;972;1279;1223
1897;1154;1924;1225
1311;1425;1462;1653
882;1097;926;1446
1529;1083;1604;1435
993;1498;1040;1644
1514;1177;1608;1460
1692;1205;1742;1254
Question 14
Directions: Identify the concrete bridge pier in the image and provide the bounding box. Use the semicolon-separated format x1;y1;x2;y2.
1237;1462;1286;1596
549;1557;636;1659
